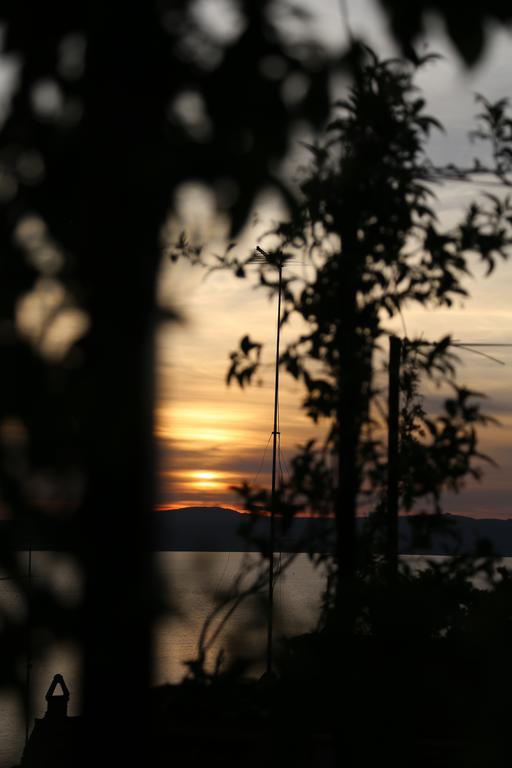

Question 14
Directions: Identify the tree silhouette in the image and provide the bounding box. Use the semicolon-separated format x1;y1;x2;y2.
179;48;512;628
173;54;512;768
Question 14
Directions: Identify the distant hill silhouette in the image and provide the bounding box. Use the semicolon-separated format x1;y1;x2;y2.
2;507;512;554
154;506;331;552
155;506;512;556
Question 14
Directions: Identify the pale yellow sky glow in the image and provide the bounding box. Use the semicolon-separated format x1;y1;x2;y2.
155;186;324;511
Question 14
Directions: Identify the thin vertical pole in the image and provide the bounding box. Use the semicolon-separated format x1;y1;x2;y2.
386;336;401;576
266;263;283;676
24;541;32;745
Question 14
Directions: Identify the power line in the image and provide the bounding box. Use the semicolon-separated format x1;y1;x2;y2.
415;340;512;367
455;346;509;366
428;167;511;188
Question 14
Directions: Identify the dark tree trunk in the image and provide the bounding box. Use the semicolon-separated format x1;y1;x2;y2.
79;5;167;764
334;241;360;768
335;227;363;631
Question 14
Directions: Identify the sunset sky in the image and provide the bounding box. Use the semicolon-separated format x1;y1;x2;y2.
156;223;512;518
156;1;512;518
1;2;510;518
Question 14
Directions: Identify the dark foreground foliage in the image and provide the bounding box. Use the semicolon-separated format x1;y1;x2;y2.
21;564;512;767
156;562;512;768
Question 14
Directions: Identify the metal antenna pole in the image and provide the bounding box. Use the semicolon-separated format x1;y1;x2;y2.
25;539;33;745
266;261;283;677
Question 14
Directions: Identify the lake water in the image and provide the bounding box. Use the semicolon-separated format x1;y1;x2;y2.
0;551;326;766
1;551;508;766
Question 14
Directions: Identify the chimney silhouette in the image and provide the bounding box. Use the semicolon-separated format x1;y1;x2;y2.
44;674;70;720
